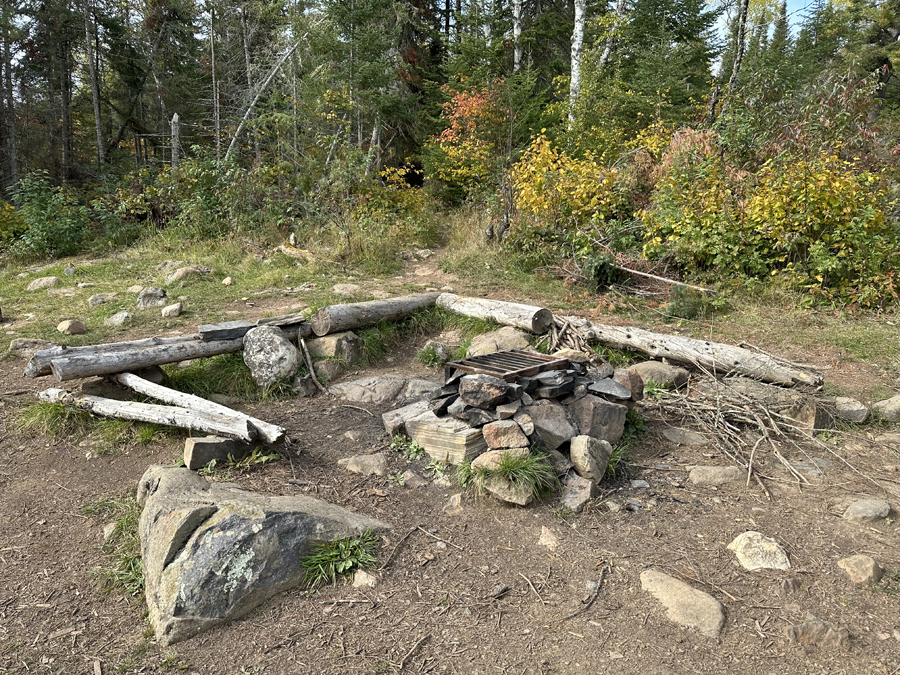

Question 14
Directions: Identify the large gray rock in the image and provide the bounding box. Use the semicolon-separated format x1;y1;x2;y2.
137;287;168;309
525;402;576;451
306;331;364;366
569;436;612;480
330;376;407;405
466;327;530;357
837;554;883;584
727;531;791;571
567;395;627;444
663;428;709;446
27;276;61;291
242;326;301;388
834;397;868;423
843;499;891;522
137;465;390;646
630;361;690;388
399;378;442;404
640;570;725;638
872;395;900;422
458;374;510;409
57;319;87;335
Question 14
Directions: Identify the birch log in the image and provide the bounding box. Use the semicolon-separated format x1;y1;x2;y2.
311;293;441;336
112;372;285;444
561;316;823;387
436;294;554;334
37;388;258;441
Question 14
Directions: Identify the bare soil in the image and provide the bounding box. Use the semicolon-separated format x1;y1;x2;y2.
2;263;900;675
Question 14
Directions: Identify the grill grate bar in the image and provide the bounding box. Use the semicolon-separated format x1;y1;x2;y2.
444;349;570;383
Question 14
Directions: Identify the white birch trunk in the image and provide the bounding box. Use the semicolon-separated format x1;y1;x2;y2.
83;0;105;165
512;0;523;73
569;0;586;125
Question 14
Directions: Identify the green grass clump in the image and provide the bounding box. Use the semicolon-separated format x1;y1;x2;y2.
199;447;281;476
463;451;559;499
416;344;444;368
163;352;294;402
301;531;380;590
82;494;144;598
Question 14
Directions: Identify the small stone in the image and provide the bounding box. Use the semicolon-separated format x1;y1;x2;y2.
495;400;522;420
482;420;530;449
630;479;650;489
76;282;95;288
663;428;709;446
613;368;644;402
569;435;612;480
489;584;510;599
559;474;597;513
843;499;891;522
689;466;745;486
344;429;364;442
102;522;117;542
352;570;378;589
538;526;559;551
137;287;168;309
184;436;250;470
222;277;234;286
104;310;132;327
402;470;428;489
161;302;183;318
640;569;725;638
471;447;529;471
57;319;87;335
458;374;510;409
88;292;117;308
727;531;791;571
513;410;534;436
837;555;883;584
126;285;144;293
63;266;76;275
834;397;868;423
784;619;849;650
443;493;464;515
338;453;388;476
332;283;361;297
27;276;61;291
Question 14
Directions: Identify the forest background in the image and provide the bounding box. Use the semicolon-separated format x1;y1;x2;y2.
1;0;900;310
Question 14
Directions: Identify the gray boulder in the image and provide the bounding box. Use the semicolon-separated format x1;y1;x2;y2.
872;395;900;422
242;326;301;388
727;531;791;571
137;287;168;309
330;376;407;405
482;420;530;449
567;395;627;444
105;310;133;327
689;466;745;486
306;331;365;365
843;499;891;522
834;397;868;423
88;292;117;308
458;374;510;409
137;465;390;646
630;361;690;388
559;473;597;513
525;401;576;451
569;436;612;480
26;276;61;291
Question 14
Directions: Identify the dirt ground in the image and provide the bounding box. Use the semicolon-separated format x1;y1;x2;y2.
2;271;900;675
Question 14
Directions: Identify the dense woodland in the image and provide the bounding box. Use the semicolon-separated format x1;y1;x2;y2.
1;0;900;307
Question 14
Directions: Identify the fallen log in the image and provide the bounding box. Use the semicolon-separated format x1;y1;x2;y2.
561;316;823;387
436;294;554;334
24;335;200;378
311;293;441;336
37;388;258;441
112;372;285;444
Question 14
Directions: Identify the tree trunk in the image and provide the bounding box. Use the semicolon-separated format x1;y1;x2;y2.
436;293;554;334
37;388;259;441
112;373;284;444
569;0;586;125
84;0;105;166
727;0;750;96
512;0;522;73
59;41;73;182
240;10;261;163
561;316;823;387
210;7;220;161
311;293;441;336
171;113;179;167
597;0;626;71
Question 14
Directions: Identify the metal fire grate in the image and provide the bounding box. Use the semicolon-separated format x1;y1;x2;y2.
444;349;570;383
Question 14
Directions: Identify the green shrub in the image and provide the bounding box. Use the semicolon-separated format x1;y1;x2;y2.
301;531;380;590
11;171;94;258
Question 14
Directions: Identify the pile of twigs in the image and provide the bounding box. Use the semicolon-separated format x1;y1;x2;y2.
533;318;594;355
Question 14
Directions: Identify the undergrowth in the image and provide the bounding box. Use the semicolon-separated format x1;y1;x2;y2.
163;352;294;401
300;531;380;590
82;494;144;598
458;450;559;499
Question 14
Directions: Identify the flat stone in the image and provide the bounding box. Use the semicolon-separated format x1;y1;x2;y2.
538;526;559;551
88;292;117;308
843;499;891;522
332;283;361;297
242;326;301;388
401;470;428;489
525;401;576;451
629;361;690;389
458;374;509;409
331;376;407;405
57;319;87;335
495;400;522;419
613;368;644;402
559;473;597;513
222;277;234;286
689;466;745;486
834;397;868;423
27;276;61;291
727;531;791;571
663;428;709;446
465;408;497;427
166;265;209;283
127;285;144;293
551;348;590;364
471;447;529;471
137;287;168;309
466;327;530;357
382;400;432;437
161;302;183;318
352;570;378;589
184;436;251;470
483;475;533;506
873;395;900;422
837;554;883;584
586;378;632;400
569;435;612;480
105;310;133;327
306;331;364;365
443;493;464;515
399;378;442;404
338;453;388;476
630;479;650;489
567;395;627;444
640;569;725;638
482;420;530;450
8;338;54;356
137;465;389;646
199;320;255;341
76;282;95;288
784;618;849;650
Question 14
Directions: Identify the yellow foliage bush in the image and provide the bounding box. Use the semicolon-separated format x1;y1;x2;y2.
0;200;26;243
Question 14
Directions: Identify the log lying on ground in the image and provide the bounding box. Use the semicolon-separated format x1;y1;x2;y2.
311;293;441;336
436;293;554;334
112;372;284;444
38;388;258;441
561;316;823;387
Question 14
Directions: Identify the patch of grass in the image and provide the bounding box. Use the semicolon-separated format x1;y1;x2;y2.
199;447;280;477
872;571;900;595
390;435;426;461
416;344;444;368
642;378;673;400
300;530;380;591
163;352;294;402
358;327;389;364
159;650;190;672
470;451;560;499
82;494;144;598
592;345;637;368
605;408;645;479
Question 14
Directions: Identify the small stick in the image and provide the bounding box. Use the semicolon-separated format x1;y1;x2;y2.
379;527;417;571
341;404;375;417
519;572;545;605
752;470;772;501
746;436;764;487
397;634;430;671
298;337;328;394
416;526;463;551
557;565;609;621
